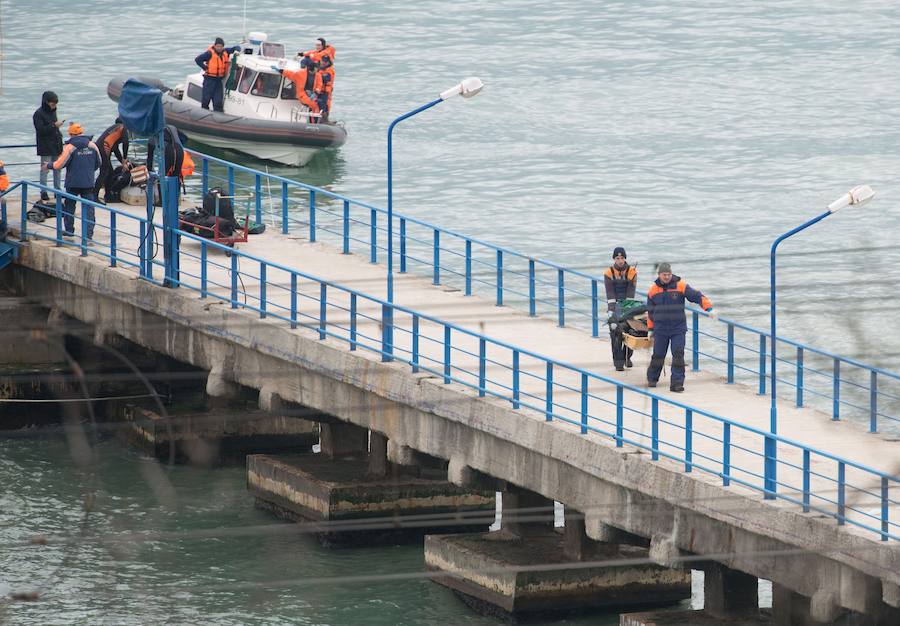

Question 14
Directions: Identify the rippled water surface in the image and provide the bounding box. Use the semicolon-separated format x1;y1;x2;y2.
0;0;897;623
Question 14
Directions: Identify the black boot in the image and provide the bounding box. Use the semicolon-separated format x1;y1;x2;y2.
40;191;50;202
647;380;657;388
625;356;633;368
670;383;684;392
615;361;625;372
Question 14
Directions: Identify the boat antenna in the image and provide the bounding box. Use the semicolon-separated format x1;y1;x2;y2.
242;0;247;37
0;0;5;95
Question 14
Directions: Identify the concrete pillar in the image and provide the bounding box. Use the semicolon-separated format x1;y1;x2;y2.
563;507;589;561
501;485;553;537
884;581;900;608
368;431;388;478
703;562;758;619
773;584;848;626
319;422;368;459
205;368;240;399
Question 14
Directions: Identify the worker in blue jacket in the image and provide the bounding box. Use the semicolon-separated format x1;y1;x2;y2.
195;37;242;111
646;263;717;392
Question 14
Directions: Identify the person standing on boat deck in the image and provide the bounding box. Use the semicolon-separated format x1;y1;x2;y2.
300;37;335;64
43;123;101;241
604;247;637;371
313;55;335;121
195;37;241;112
273;58;320;119
645;263;716;392
33;91;63;202
93;117;130;204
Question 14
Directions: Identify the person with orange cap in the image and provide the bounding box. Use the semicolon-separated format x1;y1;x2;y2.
195;37;242;112
43;123;101;240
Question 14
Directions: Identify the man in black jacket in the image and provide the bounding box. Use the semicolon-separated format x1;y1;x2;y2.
33;91;64;202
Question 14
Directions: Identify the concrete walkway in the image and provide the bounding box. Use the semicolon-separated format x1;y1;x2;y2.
6;195;898;541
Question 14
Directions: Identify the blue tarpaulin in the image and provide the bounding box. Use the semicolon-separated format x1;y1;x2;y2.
118;79;166;136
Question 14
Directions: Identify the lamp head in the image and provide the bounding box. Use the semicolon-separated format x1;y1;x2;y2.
827;184;875;213
439;77;485;101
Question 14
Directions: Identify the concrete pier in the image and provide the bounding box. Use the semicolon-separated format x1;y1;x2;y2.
426;493;691;618
248;423;495;546
122;404;318;465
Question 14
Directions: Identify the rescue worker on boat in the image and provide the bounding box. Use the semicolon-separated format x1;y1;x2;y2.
195;37;242;112
313;55;335;122
300;37;336;64
604;247;637;371
43;123;101;241
645;263;717;392
0;159;9;238
93;117;130;204
272;57;320;121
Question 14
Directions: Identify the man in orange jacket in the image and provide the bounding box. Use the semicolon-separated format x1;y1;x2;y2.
274;58;320;119
313;55;335;120
301;37;335;64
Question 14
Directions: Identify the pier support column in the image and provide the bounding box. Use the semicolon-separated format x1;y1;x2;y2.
501;484;553;537
704;562;758;619
563;507;589;562
367;431;388;478
319;421;368;459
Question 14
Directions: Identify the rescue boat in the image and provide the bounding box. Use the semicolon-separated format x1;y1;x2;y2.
107;33;346;167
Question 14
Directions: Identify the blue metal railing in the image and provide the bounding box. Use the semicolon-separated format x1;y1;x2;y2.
8;177;899;544
177;148;900;434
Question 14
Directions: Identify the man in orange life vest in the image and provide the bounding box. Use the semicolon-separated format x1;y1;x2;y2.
195;37;242;112
604;247;637;371
313;55;335;121
273;57;320;119
0;159;9;237
301;37;336;64
646;263;717;392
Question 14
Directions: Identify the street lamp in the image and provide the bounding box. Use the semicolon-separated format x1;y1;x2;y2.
382;77;484;361
766;184;875;497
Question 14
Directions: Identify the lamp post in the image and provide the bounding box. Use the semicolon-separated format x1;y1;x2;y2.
766;184;875;498
382;77;484;361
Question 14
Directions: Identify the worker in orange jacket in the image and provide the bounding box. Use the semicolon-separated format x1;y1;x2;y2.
301;37;336;64
313;55;335;120
0;159;9;237
274;58;320;119
195;37;242;111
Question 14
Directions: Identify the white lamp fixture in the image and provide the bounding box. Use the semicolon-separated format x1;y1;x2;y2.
826;184;875;213
439;77;485;101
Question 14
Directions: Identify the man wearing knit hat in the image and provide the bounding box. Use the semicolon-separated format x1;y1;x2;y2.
32;91;63;202
195;37;242;111
645;262;717;392
43;123;101;240
604;246;637;371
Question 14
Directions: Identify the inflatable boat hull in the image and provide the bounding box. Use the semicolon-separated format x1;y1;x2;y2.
107;76;346;167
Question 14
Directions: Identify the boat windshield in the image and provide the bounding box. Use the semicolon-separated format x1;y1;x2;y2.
238;69;256;94
251;72;282;98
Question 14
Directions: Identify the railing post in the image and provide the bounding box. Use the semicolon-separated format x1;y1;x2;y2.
80;198;87;256
512;349;520;408
200;242;208;297
259;262;267;318
591;279;599;338
341;199;350;252
19;185;27;242
478;338;486;398
882;477;890;541
764;435;777;499
545;362;553;421
227;166;235;199
411;314;419;369
201;157;209;196
350;294;358;350
722;423;731;486
230;253;238;308
139;222;146;277
496;250;503;306
399;217;407;272
109;212;117;267
528;260;536;316
290;274;297;328
443;325;451;383
433;230;441;285
727;323;735;383
685;409;693;471
651;398;659;460
54;195;62;245
837;462;846;526
318;283;326;339
580;372;588;435
381;303;393;362
465;240;472;295
254;174;262;224
691;310;699;371
309;189;316;242
557;269;565;327
802;449;810;512
759;335;766;395
616;386;623;447
870;371;878;433
369;208;377;263
832;358;841;421
796;347;804;407
281;182;289;234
